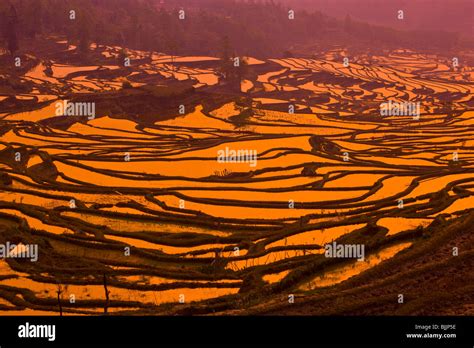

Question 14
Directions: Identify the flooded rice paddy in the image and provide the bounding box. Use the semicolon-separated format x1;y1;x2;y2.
0;45;473;315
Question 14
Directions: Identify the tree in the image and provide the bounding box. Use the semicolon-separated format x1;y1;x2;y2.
79;29;90;55
25;1;43;39
7;27;18;55
118;48;127;67
6;5;19;55
219;36;233;81
166;37;178;70
237;56;249;83
94;21;105;49
78;11;91;55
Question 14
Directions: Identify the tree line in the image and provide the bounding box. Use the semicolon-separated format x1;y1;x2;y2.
0;0;468;58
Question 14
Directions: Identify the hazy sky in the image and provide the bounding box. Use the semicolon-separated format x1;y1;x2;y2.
280;0;473;35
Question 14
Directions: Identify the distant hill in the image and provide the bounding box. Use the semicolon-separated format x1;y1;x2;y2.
280;0;474;37
1;0;472;59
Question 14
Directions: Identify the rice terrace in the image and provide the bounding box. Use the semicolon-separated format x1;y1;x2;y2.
0;0;473;317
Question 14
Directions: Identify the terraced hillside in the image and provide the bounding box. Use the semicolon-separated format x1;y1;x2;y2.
0;42;473;315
